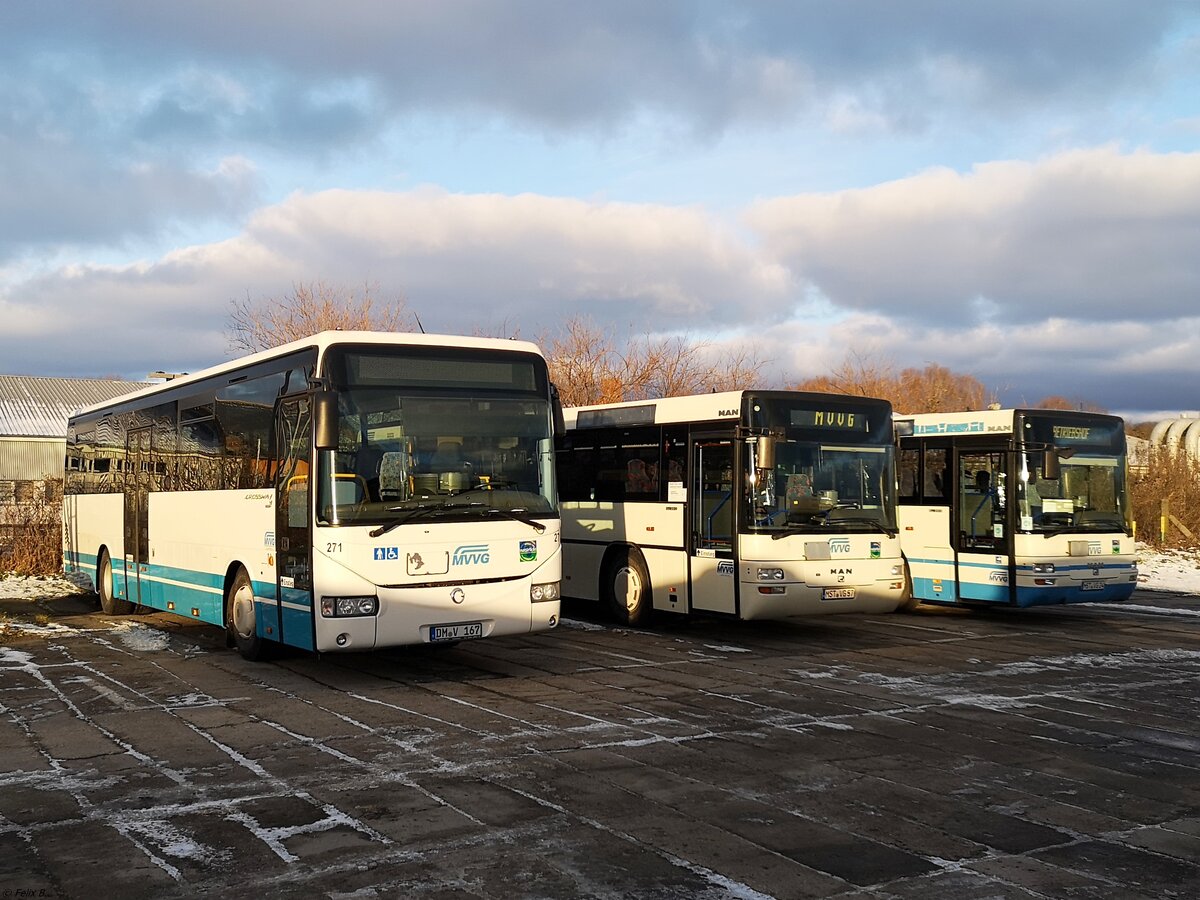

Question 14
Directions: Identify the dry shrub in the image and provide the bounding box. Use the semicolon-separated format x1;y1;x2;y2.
1129;447;1200;549
0;480;63;576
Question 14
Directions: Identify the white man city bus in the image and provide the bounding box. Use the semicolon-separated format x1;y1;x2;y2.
63;331;562;659
557;390;907;624
895;407;1137;608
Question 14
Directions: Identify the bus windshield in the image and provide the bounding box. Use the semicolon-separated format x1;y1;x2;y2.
316;347;558;526
748;441;897;534
1018;451;1129;534
1015;411;1131;535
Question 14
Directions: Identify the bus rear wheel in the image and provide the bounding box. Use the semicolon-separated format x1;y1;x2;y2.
226;567;268;661
602;549;651;626
97;549;133;616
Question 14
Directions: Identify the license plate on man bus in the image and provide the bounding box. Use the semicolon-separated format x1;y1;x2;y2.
822;587;856;601
429;622;484;642
1080;580;1105;591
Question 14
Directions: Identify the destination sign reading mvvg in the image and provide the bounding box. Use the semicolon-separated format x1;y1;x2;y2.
791;410;870;431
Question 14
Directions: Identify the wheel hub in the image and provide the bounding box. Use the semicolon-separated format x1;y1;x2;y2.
615;566;641;612
232;583;256;638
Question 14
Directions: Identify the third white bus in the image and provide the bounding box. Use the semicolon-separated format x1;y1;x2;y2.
895;407;1138;608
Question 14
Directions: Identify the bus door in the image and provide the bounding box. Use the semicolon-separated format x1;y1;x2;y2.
274;395;315;650
899;443;958;602
954;449;1014;603
689;436;737;615
122;426;154;604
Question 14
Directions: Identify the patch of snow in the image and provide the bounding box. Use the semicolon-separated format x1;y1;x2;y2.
1079;603;1200;617
0;620;77;637
108;621;171;652
1136;544;1200;594
0;573;88;600
703;644;751;653
557;617;607;631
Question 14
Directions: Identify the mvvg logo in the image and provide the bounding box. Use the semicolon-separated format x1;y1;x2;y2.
988;571;1009;584
829;537;851;555
716;560;735;577
453;544;490;565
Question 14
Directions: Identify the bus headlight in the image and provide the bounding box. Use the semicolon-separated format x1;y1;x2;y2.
531;582;560;602
757;568;785;581
1032;563;1055;574
320;595;379;617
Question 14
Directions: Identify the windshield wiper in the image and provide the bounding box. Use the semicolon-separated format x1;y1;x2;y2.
481;506;547;533
1040;522;1125;538
769;524;822;540
823;513;897;536
369;501;550;537
368;502;457;537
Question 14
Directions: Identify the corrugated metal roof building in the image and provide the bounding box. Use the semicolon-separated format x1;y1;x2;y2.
0;375;145;483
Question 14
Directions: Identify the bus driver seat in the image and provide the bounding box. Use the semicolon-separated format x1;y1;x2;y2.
432;440;465;470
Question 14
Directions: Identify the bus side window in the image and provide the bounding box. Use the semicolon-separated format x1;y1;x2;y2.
923;448;949;501
898;448;920;503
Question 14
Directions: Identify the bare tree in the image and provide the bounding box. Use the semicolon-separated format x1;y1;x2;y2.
897;363;992;413
793;353;996;414
791;352;896;400
542;316;614;407
542;315;767;407
228;281;416;353
1034;395;1108;413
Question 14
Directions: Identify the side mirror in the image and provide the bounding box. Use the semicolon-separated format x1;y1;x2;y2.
755;434;776;471
1042;449;1060;480
313;390;340;450
550;383;566;437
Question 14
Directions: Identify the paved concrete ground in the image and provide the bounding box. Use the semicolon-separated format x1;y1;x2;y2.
1;587;1198;899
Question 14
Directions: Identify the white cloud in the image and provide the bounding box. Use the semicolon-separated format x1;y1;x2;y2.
4;149;1200;416
237;188;793;326
746;147;1200;326
0;188;791;379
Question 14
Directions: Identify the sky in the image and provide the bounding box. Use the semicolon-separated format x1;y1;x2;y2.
3;1;1200;421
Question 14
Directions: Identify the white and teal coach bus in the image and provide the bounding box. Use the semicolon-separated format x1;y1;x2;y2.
557;391;907;624
63;331;562;659
895;407;1137;609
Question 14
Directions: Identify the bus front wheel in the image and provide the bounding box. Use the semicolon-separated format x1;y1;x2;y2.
897;565;920;613
97;549;133;616
602;549;651;627
226;567;268;661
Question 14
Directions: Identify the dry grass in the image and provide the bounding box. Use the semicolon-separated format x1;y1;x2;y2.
0;480;63;577
1130;447;1200;549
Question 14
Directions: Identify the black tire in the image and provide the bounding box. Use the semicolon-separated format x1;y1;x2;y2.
601;548;652;626
225;567;269;661
97;549;133;616
897;563;920;613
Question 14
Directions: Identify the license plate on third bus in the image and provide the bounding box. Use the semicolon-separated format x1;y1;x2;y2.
1080;580;1105;591
822;587;856;601
429;622;484;642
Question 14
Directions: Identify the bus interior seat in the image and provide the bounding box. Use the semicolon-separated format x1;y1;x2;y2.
378;452;407;499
